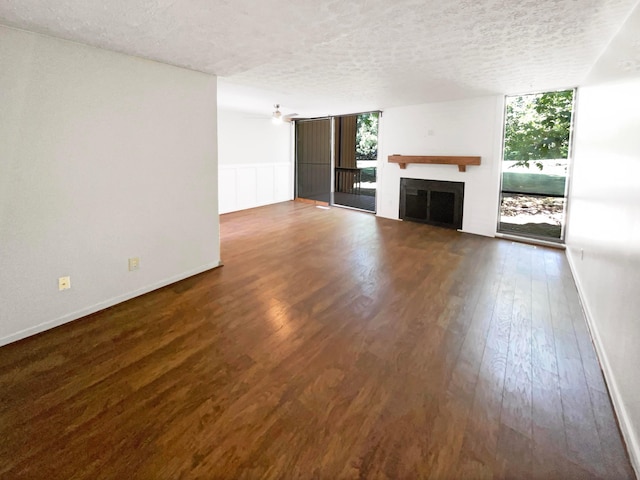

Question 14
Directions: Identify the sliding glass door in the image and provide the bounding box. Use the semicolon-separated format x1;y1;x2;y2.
333;112;378;212
295;112;379;212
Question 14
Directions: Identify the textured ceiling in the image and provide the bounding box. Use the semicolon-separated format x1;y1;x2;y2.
585;0;640;84
0;0;638;115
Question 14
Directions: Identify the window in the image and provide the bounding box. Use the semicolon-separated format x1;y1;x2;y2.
498;89;575;241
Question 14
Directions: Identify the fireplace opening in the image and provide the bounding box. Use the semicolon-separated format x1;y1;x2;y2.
400;178;464;229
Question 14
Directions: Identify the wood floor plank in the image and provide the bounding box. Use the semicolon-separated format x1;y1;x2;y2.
501;243;534;438
0;201;634;479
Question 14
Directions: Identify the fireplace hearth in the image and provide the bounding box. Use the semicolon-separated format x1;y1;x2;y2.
399;178;464;229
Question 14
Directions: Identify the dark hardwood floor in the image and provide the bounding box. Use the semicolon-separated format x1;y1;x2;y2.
0;201;635;479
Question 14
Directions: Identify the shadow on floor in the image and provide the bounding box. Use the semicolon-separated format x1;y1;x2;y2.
303;192;376;213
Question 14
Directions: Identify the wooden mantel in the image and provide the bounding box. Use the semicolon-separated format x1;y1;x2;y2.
388;154;481;172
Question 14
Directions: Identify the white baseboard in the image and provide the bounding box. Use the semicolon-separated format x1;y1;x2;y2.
459;227;494;238
566;249;640;477
0;261;222;348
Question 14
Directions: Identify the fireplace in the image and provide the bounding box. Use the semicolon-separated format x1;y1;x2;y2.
399;178;464;229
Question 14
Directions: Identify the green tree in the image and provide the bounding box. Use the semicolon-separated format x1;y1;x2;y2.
504;90;574;170
356;112;378;159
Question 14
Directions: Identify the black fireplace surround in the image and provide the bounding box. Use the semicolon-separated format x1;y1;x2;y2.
399;178;464;230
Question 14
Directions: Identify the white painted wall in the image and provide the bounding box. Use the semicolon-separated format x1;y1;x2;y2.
217;108;293;213
0;26;220;345
566;76;640;470
377;96;504;237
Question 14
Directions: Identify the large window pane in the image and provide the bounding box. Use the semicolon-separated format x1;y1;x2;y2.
499;90;574;241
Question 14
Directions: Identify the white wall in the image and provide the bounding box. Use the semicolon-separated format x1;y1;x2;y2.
0;26;220;345
377;96;504;237
566;76;640;469
217;108;293;213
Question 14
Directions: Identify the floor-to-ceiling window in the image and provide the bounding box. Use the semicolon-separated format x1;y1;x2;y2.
498;89;575;242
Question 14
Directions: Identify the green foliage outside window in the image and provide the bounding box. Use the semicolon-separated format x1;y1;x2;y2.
504;90;574;170
356;112;379;159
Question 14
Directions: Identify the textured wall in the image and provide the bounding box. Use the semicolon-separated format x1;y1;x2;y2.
0;26;220;345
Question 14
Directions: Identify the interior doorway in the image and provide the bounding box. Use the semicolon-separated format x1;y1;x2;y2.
498;89;575;242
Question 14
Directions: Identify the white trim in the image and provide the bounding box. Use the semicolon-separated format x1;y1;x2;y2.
458;228;494;239
218;162;293;214
0;261;222;347
218;162;291;170
566;249;640;477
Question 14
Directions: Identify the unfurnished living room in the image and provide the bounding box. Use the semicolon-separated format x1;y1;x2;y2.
1;1;639;479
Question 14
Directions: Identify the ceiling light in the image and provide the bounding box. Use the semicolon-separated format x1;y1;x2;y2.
272;104;283;124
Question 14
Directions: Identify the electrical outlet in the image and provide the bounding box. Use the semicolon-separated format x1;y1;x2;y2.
128;257;140;271
58;276;71;291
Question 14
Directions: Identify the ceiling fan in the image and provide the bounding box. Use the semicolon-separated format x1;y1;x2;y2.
272;104;298;124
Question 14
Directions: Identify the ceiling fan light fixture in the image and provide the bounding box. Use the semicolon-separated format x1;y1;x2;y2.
272;104;283;124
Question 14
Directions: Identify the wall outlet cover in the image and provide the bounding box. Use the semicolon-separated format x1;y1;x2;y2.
128;257;140;271
58;276;71;291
